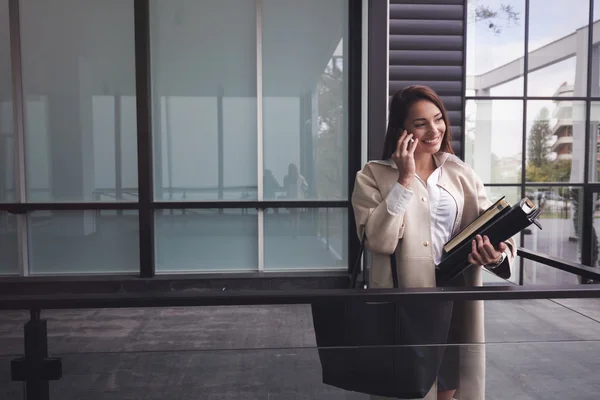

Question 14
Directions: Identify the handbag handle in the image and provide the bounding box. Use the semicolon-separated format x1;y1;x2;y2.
349;233;399;289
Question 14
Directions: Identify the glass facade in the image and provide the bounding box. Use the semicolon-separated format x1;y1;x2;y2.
0;0;12;204
466;0;600;284
0;0;350;275
20;0;138;202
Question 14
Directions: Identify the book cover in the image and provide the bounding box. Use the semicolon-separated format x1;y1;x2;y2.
435;198;542;285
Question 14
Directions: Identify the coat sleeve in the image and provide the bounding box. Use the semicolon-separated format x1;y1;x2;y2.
351;165;407;254
473;175;516;280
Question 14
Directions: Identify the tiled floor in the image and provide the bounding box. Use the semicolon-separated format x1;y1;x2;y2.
1;300;600;399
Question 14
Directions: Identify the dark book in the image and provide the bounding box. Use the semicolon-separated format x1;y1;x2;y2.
435;198;542;285
443;196;511;254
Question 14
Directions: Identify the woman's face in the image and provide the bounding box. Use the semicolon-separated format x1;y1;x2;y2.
403;99;446;155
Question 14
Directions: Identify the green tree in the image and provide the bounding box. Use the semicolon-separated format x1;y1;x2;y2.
527;107;552;169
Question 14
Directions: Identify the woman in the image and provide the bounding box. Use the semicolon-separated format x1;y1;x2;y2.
351;85;516;400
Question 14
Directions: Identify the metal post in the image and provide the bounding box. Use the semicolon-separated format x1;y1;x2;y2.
11;309;62;400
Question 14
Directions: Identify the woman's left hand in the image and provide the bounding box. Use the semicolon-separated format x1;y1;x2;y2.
468;235;507;266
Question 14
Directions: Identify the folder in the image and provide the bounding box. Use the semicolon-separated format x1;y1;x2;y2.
443;196;511;254
435;197;542;285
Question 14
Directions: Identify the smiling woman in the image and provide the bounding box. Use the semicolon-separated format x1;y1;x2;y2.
352;85;517;400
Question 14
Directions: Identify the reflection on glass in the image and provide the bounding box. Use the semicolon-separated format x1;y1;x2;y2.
465;100;523;184
155;209;257;272
264;208;346;270
588;102;600;182
525;101;585;183
523;186;582;284
262;0;348;200
28;211;139;274
592;1;600;96
484;186;522;284
20;0;138;202
485;186;521;207
0;213;17;275
151;0;257;201
466;0;525;96
594;192;599;272
527;0;588;96
0;0;13;203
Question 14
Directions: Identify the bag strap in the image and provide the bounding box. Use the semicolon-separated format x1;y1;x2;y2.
349;233;367;289
349;233;399;289
390;251;399;289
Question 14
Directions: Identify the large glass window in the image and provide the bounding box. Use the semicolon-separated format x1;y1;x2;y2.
467;0;599;283
0;0;13;203
28;211;139;274
150;0;257;202
527;0;589;97
20;0;138;202
1;0;352;276
526;100;586;184
155;209;257;273
465;100;523;184
262;0;348;201
264;208;346;271
0;212;18;275
466;0;525;97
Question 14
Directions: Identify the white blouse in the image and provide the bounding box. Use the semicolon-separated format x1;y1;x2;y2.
385;167;457;265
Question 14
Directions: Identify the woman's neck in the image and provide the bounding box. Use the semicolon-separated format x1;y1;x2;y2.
414;152;436;175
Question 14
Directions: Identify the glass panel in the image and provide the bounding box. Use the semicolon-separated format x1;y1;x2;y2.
150;0;257;201
155;209;257;272
523;186;582;283
262;0;348;200
28;211;139;274
484;186;522;284
0;213;17;275
0;0;13;203
0;301;595;399
526;100;585;183
264;208;346;271
588;102;600;182
20;0;138;202
527;0;589;97
466;0;525;96
592;2;600;96
593;191;600;271
523;260;580;285
465;100;523;184
485;185;521;205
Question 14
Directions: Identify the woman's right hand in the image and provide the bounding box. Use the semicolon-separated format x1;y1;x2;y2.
391;130;418;189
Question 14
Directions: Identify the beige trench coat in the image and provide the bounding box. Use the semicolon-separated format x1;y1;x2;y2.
351;152;516;400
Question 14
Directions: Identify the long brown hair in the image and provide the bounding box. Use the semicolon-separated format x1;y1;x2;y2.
381;85;454;160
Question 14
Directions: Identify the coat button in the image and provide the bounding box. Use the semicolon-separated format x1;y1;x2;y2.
423;241;429;247
421;197;427;202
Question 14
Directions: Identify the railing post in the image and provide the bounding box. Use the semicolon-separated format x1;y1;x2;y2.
11;309;62;400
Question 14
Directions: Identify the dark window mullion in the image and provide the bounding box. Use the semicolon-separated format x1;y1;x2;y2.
347;0;362;274
134;0;155;278
519;0;531;285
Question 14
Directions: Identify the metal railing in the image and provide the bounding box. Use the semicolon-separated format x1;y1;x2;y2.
1;248;599;400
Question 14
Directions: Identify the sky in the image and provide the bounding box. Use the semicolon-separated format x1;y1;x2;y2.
466;0;596;159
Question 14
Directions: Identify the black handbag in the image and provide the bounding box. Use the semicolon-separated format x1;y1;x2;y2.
311;235;454;398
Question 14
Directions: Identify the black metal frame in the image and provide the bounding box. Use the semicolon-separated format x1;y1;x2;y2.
463;0;599;285
3;246;600;309
0;0;364;279
367;0;388;161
